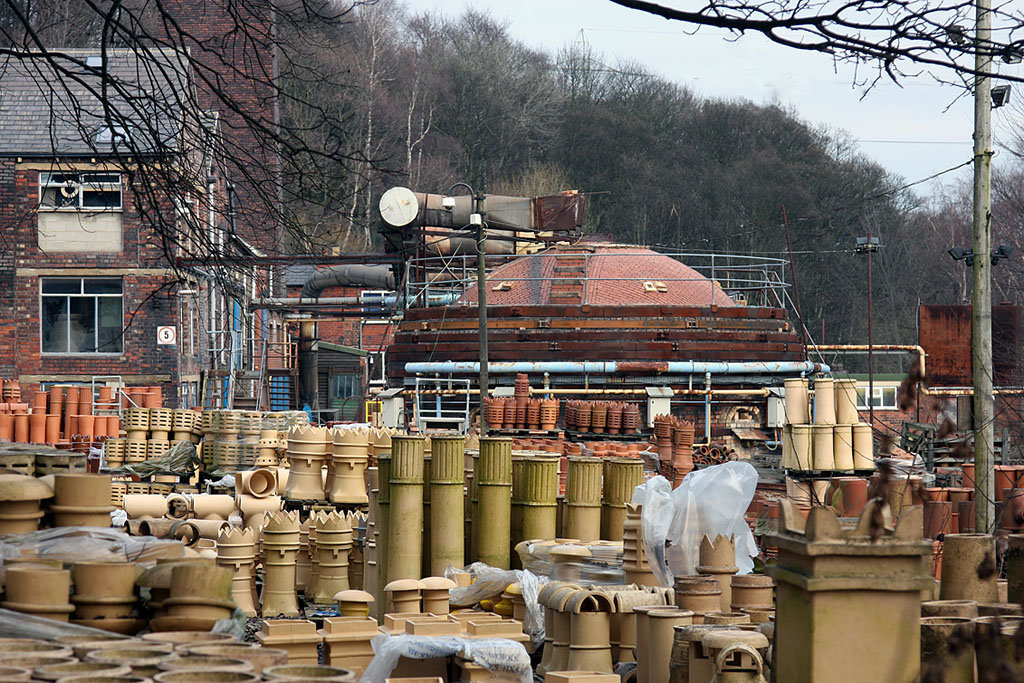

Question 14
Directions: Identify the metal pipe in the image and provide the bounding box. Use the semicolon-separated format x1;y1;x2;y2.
404;360;829;375
298;321;317;409
810;344;927;380
917;387;1024;396
414;387;772;397
810;344;998;398
254;292;460;309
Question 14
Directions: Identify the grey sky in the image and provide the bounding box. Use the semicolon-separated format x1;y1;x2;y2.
403;0;1023;197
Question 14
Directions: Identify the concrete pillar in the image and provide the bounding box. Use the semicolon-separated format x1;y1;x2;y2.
376;455;391;614
520;455;560;543
387;435;425;582
767;500;931;682
475;436;512;569
430;433;465;575
602;457;643;541
565;456;602;542
365;468;379;619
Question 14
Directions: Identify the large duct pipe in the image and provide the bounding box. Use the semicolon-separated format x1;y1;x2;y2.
298;264;398;410
301;264;396;298
380;188;537;256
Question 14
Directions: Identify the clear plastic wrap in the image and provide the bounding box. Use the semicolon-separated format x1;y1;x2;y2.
446;562;546;645
0;607;134;640
360;634;531;683
516;541;624;586
633;462;759;586
0;526;186;567
211;607;248;640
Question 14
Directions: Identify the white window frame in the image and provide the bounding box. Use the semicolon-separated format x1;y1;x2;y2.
39;171;123;211
855;384;898;410
40;277;124;356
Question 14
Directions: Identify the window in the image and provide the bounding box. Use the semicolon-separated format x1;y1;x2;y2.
856;385;898;410
41;278;123;354
39;172;122;211
329;372;362;420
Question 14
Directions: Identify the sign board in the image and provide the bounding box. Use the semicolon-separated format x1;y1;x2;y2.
157;326;177;345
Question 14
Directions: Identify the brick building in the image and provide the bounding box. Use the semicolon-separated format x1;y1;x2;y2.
0;48;223;405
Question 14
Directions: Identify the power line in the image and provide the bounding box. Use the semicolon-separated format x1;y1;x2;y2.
856;139;969;145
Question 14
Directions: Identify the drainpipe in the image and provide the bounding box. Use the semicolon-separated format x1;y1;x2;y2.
704;372;712;441
298;321;317;410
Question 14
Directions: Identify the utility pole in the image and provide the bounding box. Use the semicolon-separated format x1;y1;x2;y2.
475;192;489;436
856;235;880;431
972;0;995;533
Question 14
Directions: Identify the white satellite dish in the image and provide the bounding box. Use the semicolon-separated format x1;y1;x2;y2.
379;186;419;227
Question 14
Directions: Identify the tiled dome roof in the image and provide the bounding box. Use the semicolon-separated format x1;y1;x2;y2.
462;244;736;307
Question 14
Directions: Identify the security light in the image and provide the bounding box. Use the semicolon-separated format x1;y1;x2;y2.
948;246;974;266
855;236;880;253
992;85;1011;108
992;244;1014;265
946;25;968;45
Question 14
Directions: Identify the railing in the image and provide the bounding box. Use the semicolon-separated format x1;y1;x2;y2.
414;376;471;433
403;250;790;310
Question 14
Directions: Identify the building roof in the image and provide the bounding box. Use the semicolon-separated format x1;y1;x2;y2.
461;244;737;308
284;265;316;287
0;48;192;156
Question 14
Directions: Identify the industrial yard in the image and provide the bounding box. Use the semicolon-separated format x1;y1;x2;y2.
0;0;1022;682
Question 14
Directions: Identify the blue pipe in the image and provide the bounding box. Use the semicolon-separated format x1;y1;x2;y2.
403;360;830;375
360;292;460;307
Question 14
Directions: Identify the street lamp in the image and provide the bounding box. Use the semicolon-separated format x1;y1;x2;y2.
856;236;880;429
443;183;488;435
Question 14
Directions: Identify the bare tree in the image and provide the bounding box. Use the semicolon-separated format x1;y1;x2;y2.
608;0;1024;86
0;0;381;278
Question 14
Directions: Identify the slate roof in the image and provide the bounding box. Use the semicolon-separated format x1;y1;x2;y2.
0;48;193;156
284;265;317;287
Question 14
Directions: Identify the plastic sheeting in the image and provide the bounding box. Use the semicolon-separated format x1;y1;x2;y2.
0;607;134;640
360;634;531;683
0;526;186;567
516;541;624;586
446;563;546;645
105;441;201;479
632;462;759;586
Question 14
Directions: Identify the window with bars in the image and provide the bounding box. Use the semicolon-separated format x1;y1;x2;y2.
40;278;124;354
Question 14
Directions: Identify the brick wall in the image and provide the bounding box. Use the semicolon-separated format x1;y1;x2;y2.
159;0;280;256
0;161;191;402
